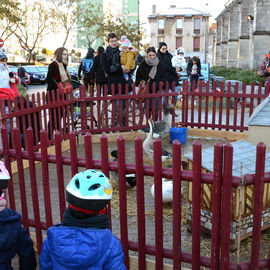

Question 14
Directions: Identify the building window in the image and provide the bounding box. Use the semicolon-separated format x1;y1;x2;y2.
158;19;164;34
194;18;200;33
176;18;183;34
176;37;182;49
193;37;200;51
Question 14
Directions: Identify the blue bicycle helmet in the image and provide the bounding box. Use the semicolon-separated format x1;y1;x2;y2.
0;161;10;195
66;169;113;211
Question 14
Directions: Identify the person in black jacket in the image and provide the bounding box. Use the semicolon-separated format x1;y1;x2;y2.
187;56;201;91
91;46;107;95
101;33;126;96
156;42;179;105
135;47;165;120
0;162;36;270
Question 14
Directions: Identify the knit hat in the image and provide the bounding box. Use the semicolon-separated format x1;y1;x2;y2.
0;193;6;212
121;36;131;48
0;50;7;61
176;47;185;55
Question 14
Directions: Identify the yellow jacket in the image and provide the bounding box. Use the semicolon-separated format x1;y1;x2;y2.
120;50;138;70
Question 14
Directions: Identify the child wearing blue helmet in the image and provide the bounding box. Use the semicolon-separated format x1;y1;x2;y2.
39;169;126;270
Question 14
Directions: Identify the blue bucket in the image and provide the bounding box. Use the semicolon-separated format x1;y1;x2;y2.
170;127;188;144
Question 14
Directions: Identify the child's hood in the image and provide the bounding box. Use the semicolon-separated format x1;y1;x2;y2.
46;226;114;267
0;209;22;253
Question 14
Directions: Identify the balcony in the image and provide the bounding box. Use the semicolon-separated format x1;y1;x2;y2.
194;29;200;34
176;28;183;34
193;48;200;52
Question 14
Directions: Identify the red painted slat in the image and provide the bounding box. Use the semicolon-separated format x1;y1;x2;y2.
197;81;202;128
69;131;78;176
240;83;246;132
100;135;112;227
218;82;224;131
40;130;53;228
54;131;66;220
84;132;93;169
250;143;266;269
220;143;233;270
212;81;217;130
117;136;130;269
14;128;28;229
172;140;182;270
135;137;146;270
26;128;43;254
233;83;238;132
226;82;231;131
192;140;202;270
153;139;163;270
211;142;223;270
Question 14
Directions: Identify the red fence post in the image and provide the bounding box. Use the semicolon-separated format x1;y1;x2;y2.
249;142;266;269
69;131;78;177
26;128;43;254
55;131;66;221
211;142;223;270
192;140;202;270
153;138;163;270
1;126;15;210
220;143;233;270
100;135;112;227
84;132;93;169
117;136;130;269
172;140;182;270
80;86;87;131
135;137;146;270
13;128;29;229
40;130;53;228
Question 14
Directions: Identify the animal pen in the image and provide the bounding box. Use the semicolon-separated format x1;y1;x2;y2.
0;81;270;269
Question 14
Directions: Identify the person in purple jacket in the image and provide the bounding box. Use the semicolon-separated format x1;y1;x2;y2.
39;169;126;270
0;161;36;270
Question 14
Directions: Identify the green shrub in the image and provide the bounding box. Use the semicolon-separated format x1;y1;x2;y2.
210;66;265;85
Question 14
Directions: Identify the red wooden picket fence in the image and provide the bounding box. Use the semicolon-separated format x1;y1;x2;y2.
1;126;270;269
0;80;269;152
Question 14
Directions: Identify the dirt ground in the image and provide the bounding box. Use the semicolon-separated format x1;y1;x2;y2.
10;134;270;269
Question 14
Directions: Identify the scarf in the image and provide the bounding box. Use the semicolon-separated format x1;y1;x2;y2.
55;60;70;84
145;57;159;79
106;46;120;66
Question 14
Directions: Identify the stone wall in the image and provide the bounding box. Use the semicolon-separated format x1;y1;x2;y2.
186;204;270;244
214;0;270;69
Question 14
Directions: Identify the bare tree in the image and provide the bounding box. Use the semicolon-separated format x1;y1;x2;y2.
14;3;52;62
51;0;103;48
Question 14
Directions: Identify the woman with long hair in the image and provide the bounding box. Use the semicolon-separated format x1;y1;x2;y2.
46;47;71;138
91;46;107;95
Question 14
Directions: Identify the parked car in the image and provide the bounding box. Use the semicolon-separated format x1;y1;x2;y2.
35;66;48;78
23;66;46;84
8;66;31;85
67;66;79;80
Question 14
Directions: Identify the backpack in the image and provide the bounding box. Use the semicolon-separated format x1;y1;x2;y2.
82;58;93;74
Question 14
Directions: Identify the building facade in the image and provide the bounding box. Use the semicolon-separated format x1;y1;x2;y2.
215;0;270;69
148;5;210;62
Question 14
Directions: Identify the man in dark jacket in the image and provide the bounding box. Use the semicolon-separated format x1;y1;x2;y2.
101;33;126;95
78;48;95;91
258;51;270;86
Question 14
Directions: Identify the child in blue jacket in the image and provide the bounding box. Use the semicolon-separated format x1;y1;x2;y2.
39;169;126;270
0;161;36;270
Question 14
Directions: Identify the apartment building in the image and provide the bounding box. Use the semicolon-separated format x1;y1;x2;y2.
148;5;210;62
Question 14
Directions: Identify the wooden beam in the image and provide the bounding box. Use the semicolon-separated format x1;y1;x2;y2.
11;140;70;174
78;131;146;144
187;128;248;141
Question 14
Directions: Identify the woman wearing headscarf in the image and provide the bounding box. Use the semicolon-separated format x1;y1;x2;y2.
135;47;165;120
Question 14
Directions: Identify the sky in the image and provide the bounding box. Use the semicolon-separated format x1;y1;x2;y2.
140;0;228;23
